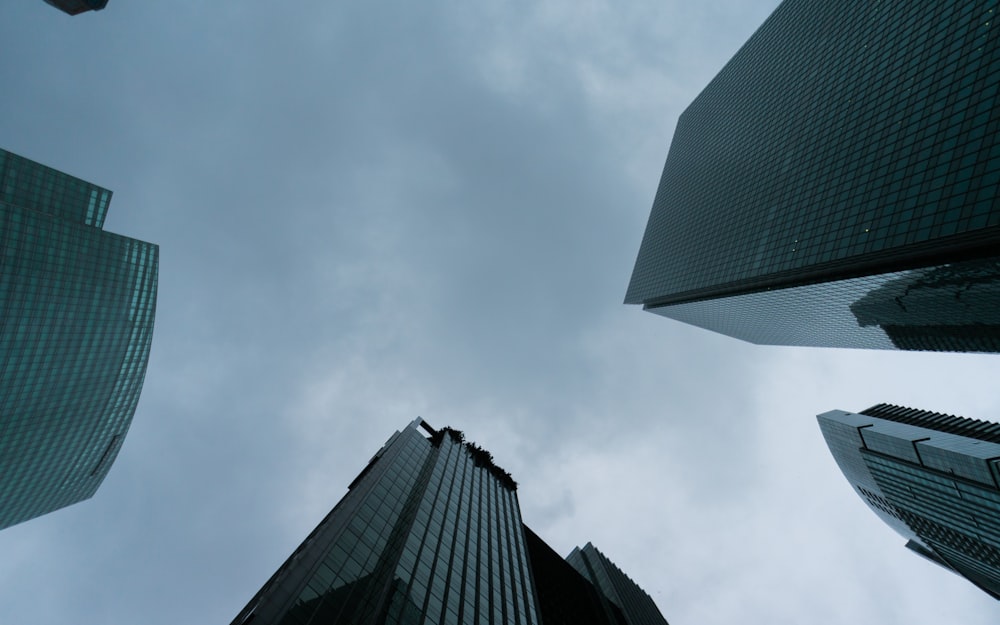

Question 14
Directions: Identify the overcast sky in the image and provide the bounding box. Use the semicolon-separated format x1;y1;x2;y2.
1;1;999;624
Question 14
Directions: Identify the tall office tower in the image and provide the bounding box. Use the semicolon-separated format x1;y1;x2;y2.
42;0;108;15
818;404;1000;600
0;148;158;529
567;543;669;625
625;0;1000;351
232;419;669;625
232;419;541;625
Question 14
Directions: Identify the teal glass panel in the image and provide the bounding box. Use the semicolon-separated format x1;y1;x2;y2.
0;148;158;529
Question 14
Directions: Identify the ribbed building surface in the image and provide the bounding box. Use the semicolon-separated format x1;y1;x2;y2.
232;420;540;625
567;543;669;625
522;526;627;625
818;404;1000;600
626;0;1000;351
0;148;158;529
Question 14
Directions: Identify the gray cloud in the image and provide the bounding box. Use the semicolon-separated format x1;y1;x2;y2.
0;1;998;624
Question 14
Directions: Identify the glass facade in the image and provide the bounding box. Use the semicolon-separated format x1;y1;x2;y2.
626;0;1000;351
0;148;158;529
653;256;1000;350
818;405;1000;600
232;420;540;625
566;544;669;625
522;526;628;625
232;420;670;625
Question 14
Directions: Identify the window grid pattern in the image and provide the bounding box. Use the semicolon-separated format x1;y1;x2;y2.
383;434;537;625
865;450;1000;597
819;408;1000;599
857;486;905;522
0;156;158;529
268;427;434;625
234;422;539;625
902;516;1000;598
653;255;1000;351
627;0;1000;310
567;544;669;625
816;411;919;539
0;149;111;228
866;454;1000;546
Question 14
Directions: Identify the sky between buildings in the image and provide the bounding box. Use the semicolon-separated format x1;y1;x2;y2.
1;1;998;624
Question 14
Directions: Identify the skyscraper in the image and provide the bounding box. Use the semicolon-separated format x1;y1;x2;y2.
231;419;670;625
818;404;1000;600
42;0;108;15
567;543;670;625
522;526;629;625
625;0;1000;351
0;148;158;529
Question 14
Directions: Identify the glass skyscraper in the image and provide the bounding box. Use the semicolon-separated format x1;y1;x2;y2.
567;544;669;625
522;526;630;625
231;419;670;625
626;0;1000;351
818;404;1000;600
0;148;158;529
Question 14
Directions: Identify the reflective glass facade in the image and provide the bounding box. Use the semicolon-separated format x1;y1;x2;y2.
566;544;669;625
233;420;540;625
652;256;1000;350
818;405;1000;600
627;0;1000;351
0;148;158;529
232;420;670;625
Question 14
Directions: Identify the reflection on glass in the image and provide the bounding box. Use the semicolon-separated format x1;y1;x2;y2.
851;257;1000;352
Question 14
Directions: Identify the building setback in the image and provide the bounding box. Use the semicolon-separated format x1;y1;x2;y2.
0;148;158;529
567;543;670;625
626;0;1000;351
818;404;1000;600
522;526;629;625
231;419;670;625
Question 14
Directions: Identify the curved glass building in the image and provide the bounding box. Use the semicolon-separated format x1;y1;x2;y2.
0;148;158;529
818;405;1000;600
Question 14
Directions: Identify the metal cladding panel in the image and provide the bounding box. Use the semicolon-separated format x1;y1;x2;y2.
650;256;1000;351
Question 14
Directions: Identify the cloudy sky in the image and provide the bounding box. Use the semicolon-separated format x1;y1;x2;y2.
2;1;999;623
